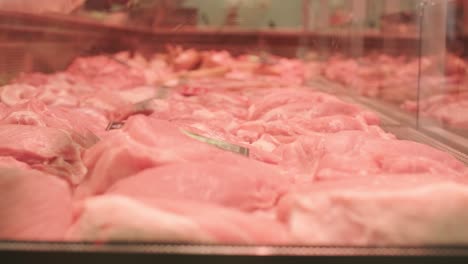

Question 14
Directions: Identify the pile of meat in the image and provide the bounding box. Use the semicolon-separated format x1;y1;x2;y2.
320;53;468;130
1;48;468;246
321;54;422;102
402;92;468;129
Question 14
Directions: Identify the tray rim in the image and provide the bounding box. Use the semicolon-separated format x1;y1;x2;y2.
2;241;468;257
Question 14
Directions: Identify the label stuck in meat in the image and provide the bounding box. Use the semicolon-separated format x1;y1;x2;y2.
181;129;250;157
106;121;126;131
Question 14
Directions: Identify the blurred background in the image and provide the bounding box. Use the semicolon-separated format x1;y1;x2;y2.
0;0;425;30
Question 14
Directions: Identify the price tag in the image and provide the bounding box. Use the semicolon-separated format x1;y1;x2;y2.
106;121;126;131
181;129;250;157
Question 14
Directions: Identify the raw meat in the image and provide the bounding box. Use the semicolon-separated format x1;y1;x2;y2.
318;53;468;130
0;125;86;184
0;99;106;143
319;55;427;102
0;166;72;241
0;157;31;169
107;160;289;211
348;132;460;177
248;89;379;125
67;56;146;90
403;92;468;129
0;84;38;106
77;115;289;211
75;116;224;198
272;130;465;182
277;177;468;246
287;115;368;134
67;195;291;244
0;49;466;246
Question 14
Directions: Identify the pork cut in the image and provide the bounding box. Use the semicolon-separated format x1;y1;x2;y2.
67;195;291;244
272;130;465;182
248;89;380;126
0;84;38;106
77;115;289;210
77;116;288;200
75;116;225;198
403;92;468;129
0;166;72;241
67;56;146;90
0;125;86;184
1;50;467;246
277;176;468;246
0;99;106;143
107;160;289;212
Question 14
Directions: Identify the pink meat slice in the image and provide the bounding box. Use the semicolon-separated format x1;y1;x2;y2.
174;122;281;165
240;115;382;145
0;84;38;106
272;130;465;181
0;125;86;185
35;79;84;107
77;115;275;199
258;101;364;122
248;89;379;125
67;56;146;90
362;139;466;174
0;100;104;147
0;167;72;241
80;89;130;116
401;92;468;129
315;132;465;180
191;92;249;119
107;159;289;212
248;90;334;120
0;103;9;119
67;195;291;245
289;115;367;134
0;156;30;169
117;86;158;104
426;100;468;127
277;175;468;246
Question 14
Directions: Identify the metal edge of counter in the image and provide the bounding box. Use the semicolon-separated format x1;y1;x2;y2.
1;241;468;258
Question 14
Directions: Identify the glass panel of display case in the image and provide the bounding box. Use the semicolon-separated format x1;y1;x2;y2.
416;0;468;152
306;0;422;127
1;0;468;257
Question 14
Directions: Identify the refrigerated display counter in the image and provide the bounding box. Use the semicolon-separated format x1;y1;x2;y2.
1;0;468;263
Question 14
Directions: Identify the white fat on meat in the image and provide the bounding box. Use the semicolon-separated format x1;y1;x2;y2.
0;84;38;106
67;195;214;243
117;86;158;104
251;134;280;153
2;111;47;126
278;180;468;246
67;195;292;244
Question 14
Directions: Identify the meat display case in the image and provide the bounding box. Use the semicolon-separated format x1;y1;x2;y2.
1;0;468;263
